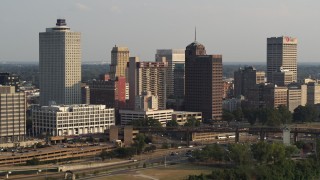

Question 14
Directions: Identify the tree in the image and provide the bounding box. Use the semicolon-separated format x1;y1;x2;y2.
132;117;162;127
228;143;252;165
293;105;319;123
278;105;292;124
232;108;244;121
133;134;146;154
243;108;257;125
166;120;179;127
222;110;235;123
184;117;201;127
251;141;273;164
114;147;136;158
257;108;282;126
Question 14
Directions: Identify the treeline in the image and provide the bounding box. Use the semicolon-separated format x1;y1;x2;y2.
223;104;319;126
188;141;320;180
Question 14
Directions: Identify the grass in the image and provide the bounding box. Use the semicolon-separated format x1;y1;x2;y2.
93;163;212;180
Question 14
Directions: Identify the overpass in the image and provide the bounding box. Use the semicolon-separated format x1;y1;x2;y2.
136;126;320;144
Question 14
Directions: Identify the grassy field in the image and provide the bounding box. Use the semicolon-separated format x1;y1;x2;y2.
93;164;212;180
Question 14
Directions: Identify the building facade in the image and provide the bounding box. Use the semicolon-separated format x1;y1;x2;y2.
128;57;168;110
88;77;126;109
184;40;223;120
135;91;158;111
109;46;130;81
0;73;20;91
155;49;185;98
119;109;174;126
271;68;294;86
267;36;297;83
234;66;265;98
307;82;320;105
32;104;115;136
0;86;26;143
287;84;306;112
172;111;202;126
39;19;81;106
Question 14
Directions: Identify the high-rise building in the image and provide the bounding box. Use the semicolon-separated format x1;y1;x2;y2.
173;63;185;98
156;49;185;98
307;82;320;105
88;77;126;109
272;67;294;86
264;84;288;108
135;91;158;111
39;19;81;106
0;86;26;143
234;66;265;98
246;83;287;109
287;83;307;112
0;73;20;91
110;46;130;81
128;57;168;110
267;36;297;83
184;39;223;120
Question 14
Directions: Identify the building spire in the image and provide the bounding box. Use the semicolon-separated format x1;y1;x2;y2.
194;26;197;41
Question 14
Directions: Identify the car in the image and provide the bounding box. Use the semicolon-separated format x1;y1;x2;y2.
177;146;182;149
188;145;193;148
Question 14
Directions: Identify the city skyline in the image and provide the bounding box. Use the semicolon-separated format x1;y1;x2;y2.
1;1;320;63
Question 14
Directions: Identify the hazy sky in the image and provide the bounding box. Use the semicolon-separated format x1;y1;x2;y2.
1;0;320;63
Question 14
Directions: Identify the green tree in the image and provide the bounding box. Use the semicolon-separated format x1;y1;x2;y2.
278;105;292;124
114;147;136;158
293;105;319;122
133;134;146;154
232;108;244;121
166;120;179;127
251;141;273;164
243;108;257;125
257;108;282;126
132;117;162;127
184;117;201;127
222;110;235;123
228;143;252;165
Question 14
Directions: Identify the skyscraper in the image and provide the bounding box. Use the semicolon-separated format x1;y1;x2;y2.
110;46;130;81
155;49;185;98
39;19;81;106
128;57;168;110
267;36;297;83
184;38;223;120
234;66;265;98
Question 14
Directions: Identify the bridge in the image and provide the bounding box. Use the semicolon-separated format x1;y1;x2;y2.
136;125;320;144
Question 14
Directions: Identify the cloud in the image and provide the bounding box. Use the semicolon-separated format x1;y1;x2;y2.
75;3;90;11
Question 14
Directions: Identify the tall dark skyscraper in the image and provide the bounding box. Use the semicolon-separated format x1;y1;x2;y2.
184;37;223;120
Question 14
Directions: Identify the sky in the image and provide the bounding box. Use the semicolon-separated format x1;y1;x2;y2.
0;0;320;64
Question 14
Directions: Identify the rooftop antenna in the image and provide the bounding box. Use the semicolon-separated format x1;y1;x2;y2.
195;26;197;41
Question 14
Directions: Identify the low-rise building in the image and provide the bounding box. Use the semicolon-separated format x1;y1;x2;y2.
172;111;202;125
119;109;173;126
32;104;115;136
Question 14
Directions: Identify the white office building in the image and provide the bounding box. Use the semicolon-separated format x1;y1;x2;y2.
32;104;115;136
119;109;173;126
39;19;81;106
